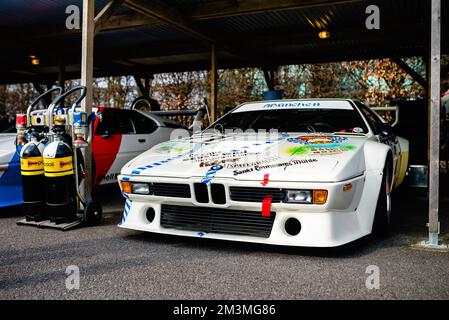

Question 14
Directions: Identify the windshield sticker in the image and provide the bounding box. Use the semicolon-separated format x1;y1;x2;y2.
233;100;353;113
352;127;364;133
263;102;321;108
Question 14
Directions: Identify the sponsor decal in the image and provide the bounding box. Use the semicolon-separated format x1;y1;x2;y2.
225;156;278;169
102;172;120;183
59;160;72;169
43;156;74;177
20;158;44;170
286;135;356;156
263;102;321;108
233;158;318;176
287;135;347;146
185;150;260;168
20;157;44;175
155;144;192;154
201;164;223;185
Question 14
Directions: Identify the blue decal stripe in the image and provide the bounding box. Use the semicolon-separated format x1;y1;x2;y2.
121;199;131;225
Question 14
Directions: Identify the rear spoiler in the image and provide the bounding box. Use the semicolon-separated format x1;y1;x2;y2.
371;106;400;127
149;108;207;132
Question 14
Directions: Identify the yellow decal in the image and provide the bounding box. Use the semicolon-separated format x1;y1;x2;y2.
44;156;73;173
20;157;44;176
44;170;74;177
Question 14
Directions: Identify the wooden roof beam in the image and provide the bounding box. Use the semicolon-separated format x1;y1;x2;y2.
94;0;124;34
123;0;215;43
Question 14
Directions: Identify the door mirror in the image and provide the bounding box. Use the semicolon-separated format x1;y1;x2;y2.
102;130;110;139
379;123;395;138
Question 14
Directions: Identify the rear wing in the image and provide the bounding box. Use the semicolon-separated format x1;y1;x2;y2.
371;106;400;127
149;108;207;132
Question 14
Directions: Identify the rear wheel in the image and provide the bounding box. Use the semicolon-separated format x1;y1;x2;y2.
372;162;392;236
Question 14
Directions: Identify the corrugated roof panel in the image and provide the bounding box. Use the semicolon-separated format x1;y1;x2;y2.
95;24;196;49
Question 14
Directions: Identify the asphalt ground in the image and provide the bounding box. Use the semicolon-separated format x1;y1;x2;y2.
0;186;448;300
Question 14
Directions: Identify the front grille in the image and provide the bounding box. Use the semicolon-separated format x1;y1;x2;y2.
150;183;191;198
160;204;275;238
211;183;226;204
229;187;284;203
194;183;209;203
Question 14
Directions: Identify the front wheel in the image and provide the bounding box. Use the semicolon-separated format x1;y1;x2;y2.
83;199;102;226
372;162;392;236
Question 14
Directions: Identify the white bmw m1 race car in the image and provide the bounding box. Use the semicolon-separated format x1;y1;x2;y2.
118;99;409;247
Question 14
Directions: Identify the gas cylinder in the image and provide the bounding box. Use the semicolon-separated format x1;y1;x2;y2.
43;135;78;224
20;134;46;221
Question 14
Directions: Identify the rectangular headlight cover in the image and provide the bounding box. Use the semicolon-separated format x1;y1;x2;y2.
285;190;312;204
131;183;150;195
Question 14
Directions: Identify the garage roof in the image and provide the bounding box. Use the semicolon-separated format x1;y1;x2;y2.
0;0;447;84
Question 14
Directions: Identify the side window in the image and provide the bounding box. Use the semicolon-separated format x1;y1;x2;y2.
128;110;158;134
95;109;135;135
357;103;382;135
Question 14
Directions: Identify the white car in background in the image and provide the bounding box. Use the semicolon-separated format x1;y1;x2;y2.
118;99;409;247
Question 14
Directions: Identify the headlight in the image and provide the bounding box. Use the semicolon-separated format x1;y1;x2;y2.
285;189;328;205
131;183;150;195
285;190;312;204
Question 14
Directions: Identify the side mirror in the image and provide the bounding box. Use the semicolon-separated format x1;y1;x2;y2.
379;123;394;137
102;130;110;139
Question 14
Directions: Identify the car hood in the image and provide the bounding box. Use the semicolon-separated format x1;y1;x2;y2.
122;133;368;182
0;134;16;165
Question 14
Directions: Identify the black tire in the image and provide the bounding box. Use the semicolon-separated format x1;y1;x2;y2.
83;199;102;226
372;162;392;236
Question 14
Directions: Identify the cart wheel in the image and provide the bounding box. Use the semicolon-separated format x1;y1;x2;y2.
83;200;102;226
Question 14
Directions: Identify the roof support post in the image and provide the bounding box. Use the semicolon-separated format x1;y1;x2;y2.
210;44;218;123
81;0;95;200
58;61;65;88
391;58;428;89
427;0;441;246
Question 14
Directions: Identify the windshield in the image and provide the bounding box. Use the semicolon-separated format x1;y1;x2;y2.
208;108;369;133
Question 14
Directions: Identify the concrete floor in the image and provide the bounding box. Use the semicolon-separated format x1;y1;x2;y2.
0;186;448;300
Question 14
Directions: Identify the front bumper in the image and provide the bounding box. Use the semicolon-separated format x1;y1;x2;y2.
118;174;381;247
